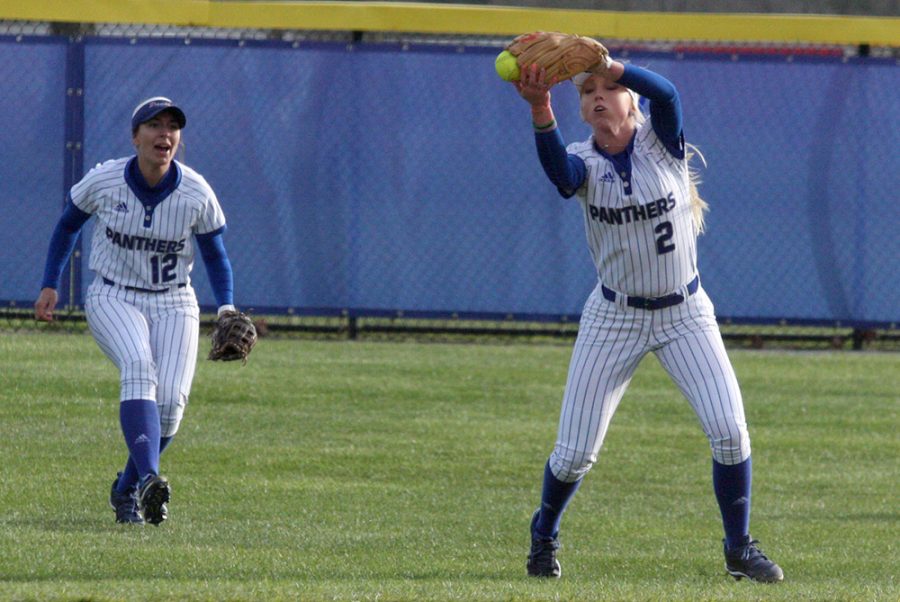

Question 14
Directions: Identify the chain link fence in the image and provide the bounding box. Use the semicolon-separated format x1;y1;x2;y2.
2;21;897;349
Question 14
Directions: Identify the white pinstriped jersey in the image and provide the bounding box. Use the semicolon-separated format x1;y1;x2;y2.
569;121;697;297
71;158;225;290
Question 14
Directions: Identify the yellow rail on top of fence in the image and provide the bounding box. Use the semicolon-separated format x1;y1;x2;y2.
1;1;898;46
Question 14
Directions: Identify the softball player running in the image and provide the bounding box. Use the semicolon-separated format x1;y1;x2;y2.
513;60;783;582
35;97;238;525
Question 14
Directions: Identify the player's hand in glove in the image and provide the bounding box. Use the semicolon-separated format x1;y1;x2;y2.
515;64;555;107
506;31;613;84
208;308;257;364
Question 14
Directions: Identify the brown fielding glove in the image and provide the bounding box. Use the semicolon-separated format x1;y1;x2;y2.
506;31;612;83
208;310;257;364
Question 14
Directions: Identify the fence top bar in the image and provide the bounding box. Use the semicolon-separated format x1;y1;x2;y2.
1;1;898;46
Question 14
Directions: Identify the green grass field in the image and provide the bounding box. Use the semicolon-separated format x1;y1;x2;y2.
1;332;897;601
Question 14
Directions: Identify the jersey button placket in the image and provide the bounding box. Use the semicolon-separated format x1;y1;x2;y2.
619;171;631;195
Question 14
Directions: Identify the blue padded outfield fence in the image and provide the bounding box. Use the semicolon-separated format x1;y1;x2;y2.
1;30;898;330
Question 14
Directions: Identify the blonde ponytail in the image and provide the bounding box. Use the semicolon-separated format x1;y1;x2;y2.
685;143;709;234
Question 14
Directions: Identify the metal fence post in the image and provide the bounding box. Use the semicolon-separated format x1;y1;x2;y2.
61;32;85;309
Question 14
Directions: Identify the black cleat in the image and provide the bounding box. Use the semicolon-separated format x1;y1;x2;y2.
527;510;561;578
110;473;144;525
724;536;784;583
137;474;170;526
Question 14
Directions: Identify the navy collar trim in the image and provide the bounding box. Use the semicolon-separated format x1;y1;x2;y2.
594;131;637;184
125;156;182;210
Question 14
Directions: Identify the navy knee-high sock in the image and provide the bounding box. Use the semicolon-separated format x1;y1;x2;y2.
116;436;173;495
119;399;161;485
713;457;752;550
534;461;583;539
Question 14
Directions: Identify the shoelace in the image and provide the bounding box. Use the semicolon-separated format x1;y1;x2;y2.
114;496;141;517
736;539;769;562
530;538;559;562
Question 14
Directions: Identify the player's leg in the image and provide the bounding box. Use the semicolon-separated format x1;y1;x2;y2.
85;285;162;523
654;320;752;535
652;294;750;536
529;289;650;577
138;300;200;524
538;338;644;534
115;437;175;502
84;287;162;478
151;303;200;440
653;290;782;582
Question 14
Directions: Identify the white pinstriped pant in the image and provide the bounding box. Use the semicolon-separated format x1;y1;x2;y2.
84;278;200;438
549;282;750;483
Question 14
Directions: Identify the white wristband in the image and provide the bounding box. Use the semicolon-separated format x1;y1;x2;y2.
217;304;236;317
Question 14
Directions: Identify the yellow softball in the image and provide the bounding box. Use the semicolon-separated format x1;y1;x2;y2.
494;50;520;82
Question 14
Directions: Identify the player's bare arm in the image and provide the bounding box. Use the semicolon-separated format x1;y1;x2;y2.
514;64;556;129
34;287;58;322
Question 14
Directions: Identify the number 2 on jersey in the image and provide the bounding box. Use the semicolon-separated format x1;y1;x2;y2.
654;221;676;255
151;253;178;284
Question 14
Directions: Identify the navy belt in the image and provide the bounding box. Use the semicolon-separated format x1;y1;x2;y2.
103;277;185;294
601;276;699;310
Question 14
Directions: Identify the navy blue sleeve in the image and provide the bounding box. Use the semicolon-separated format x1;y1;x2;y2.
535;128;586;198
41;200;91;289
617;64;684;159
195;227;234;307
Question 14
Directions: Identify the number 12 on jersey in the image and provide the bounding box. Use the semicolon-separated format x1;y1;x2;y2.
151;253;178;284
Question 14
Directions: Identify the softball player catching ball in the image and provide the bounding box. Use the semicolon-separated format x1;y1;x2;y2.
35;97;238;525
513;60;783;582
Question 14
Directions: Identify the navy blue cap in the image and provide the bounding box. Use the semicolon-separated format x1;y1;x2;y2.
131;96;186;130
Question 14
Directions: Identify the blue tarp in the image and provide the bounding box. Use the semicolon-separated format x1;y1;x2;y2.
3;37;898;325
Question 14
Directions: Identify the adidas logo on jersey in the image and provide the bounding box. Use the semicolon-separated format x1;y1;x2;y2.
599;172;615;183
114;201;129;213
